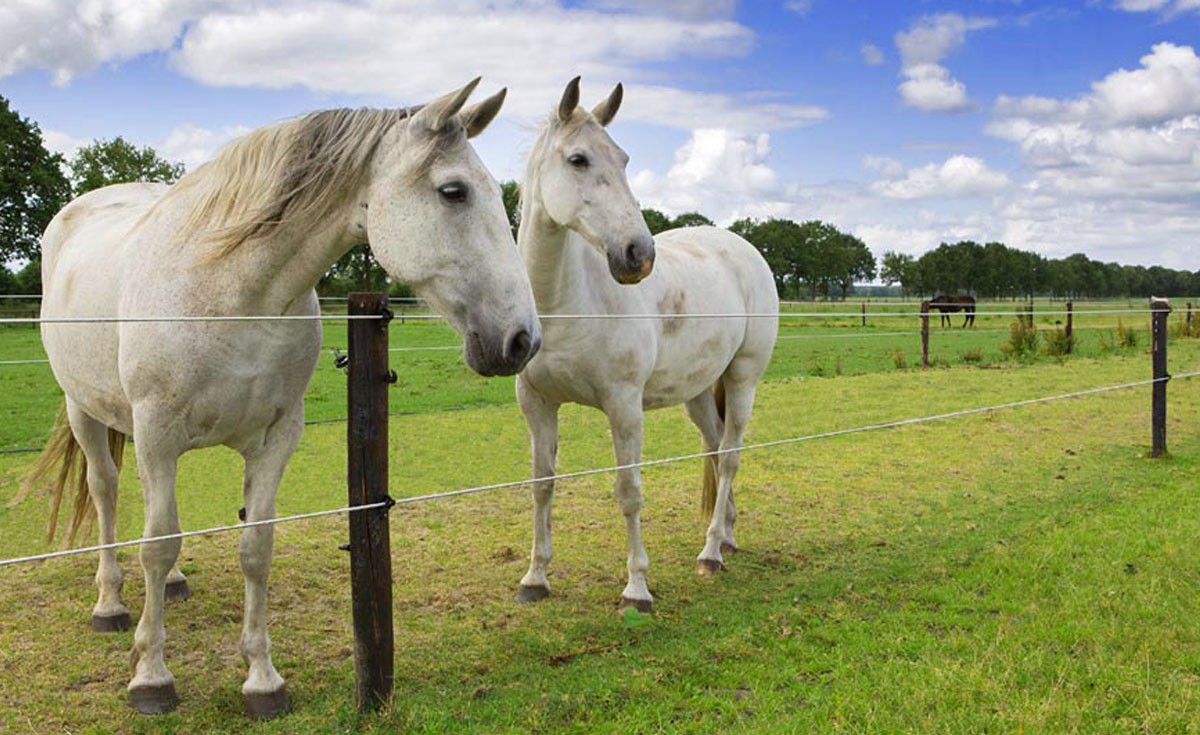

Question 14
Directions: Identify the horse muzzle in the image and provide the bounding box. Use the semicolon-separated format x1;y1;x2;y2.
464;322;542;376
606;236;655;285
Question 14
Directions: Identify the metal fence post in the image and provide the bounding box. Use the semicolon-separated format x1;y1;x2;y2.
347;292;394;710
920;300;930;368
1151;297;1171;458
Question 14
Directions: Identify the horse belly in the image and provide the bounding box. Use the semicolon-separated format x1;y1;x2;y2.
642;331;736;410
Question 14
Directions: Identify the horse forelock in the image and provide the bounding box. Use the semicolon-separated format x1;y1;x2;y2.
173;106;428;260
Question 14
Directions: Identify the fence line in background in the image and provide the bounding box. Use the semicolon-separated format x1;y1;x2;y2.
2;369;1195;570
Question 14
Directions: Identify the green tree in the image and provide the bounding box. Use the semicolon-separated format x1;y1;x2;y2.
671;211;715;228
0;96;71;261
879;252;915;295
641;208;672;235
499;180;521;240
68;136;184;195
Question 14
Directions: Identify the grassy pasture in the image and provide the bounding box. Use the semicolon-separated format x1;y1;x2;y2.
0;304;1197;733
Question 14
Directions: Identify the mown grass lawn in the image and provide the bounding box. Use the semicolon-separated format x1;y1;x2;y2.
0;328;1197;733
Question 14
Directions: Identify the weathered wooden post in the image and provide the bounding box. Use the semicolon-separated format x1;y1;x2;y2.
1151;297;1170;458
861;302;866;327
1065;300;1073;354
920;300;930;368
1187;302;1194;337
347;292;394;710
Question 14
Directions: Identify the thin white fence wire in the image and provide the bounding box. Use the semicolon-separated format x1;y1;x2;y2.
2;370;1194;569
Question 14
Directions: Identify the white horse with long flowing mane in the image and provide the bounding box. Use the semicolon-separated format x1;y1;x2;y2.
26;79;539;717
514;78;778;612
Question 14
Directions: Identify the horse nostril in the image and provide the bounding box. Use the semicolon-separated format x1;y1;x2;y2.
506;329;536;365
625;242;640;267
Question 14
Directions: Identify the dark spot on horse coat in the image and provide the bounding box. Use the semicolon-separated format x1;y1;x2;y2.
658;290;686;335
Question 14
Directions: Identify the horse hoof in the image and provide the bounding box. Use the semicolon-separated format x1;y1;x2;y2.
696;559;725;576
165;580;192;602
515;584;550;603
720;542;739;555
620;597;653;614
91;612;132;633
129;683;180;715
245;687;292;720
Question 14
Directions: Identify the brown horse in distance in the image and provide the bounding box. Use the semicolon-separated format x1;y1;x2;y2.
930;294;976;327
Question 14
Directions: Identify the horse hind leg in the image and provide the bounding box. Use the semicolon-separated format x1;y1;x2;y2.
685;385;736;554
696;364;759;576
65;402;131;632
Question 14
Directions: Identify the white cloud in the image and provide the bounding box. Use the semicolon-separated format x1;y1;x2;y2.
631;128;780;217
156;123;251;171
40;129;89;158
893;14;994;113
784;0;814;14
862;156;903;179
899;64;971;113
1115;0;1200;15
860;43;884;66
0;1;825;133
871;155;1010;199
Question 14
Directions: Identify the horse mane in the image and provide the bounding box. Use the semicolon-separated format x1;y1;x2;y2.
171;106;423;260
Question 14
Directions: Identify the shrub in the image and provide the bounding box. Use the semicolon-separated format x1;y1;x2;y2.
892;350;907;370
1117;320;1139;349
960;349;984;363
1000;321;1039;360
1041;328;1075;358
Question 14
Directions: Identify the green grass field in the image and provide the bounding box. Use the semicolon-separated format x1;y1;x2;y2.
0;301;1198;733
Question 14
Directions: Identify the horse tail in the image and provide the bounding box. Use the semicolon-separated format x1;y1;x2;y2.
15;402;127;546
701;379;727;523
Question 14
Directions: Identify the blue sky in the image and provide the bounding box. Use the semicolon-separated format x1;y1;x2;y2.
2;0;1199;269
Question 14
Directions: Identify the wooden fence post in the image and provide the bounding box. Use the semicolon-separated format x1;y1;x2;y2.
861;302;866;327
1151;297;1171;458
1065;300;1073;354
347;292;394;710
1187;302;1193;337
920;300;930;368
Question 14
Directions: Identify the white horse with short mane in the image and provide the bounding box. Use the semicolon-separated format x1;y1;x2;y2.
26;79;539;717
514;78;778;612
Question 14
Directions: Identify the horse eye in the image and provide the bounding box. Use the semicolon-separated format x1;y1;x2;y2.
438;182;468;203
567;153;589;169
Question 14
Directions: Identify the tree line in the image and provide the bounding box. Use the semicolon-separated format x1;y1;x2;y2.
2;93;1196;300
879;241;1200;300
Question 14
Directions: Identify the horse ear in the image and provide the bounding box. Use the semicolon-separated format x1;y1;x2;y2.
461;87;507;139
591;83;623;127
412;77;481;133
558;76;581;123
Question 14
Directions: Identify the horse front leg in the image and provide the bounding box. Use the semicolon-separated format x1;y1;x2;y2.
235;413;302;719
516;377;560;603
606;397;652;613
127;416;184;715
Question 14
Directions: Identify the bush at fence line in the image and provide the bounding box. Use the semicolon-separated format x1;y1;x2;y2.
1041;327;1075;359
891;349;907;370
1000;320;1039;360
960;348;984;363
1100;319;1140;353
1173;318;1198;339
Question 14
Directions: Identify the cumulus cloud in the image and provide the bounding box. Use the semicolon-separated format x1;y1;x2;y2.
893;14;994;113
0;1;824;132
156;123;251;171
784;0;814;14
40;129;89;158
631;128;781;217
980;42;1200;267
860;43;884;66
870;155;1010;199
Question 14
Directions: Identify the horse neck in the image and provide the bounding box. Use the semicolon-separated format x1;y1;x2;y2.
518;191;604;316
196;201;361;314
